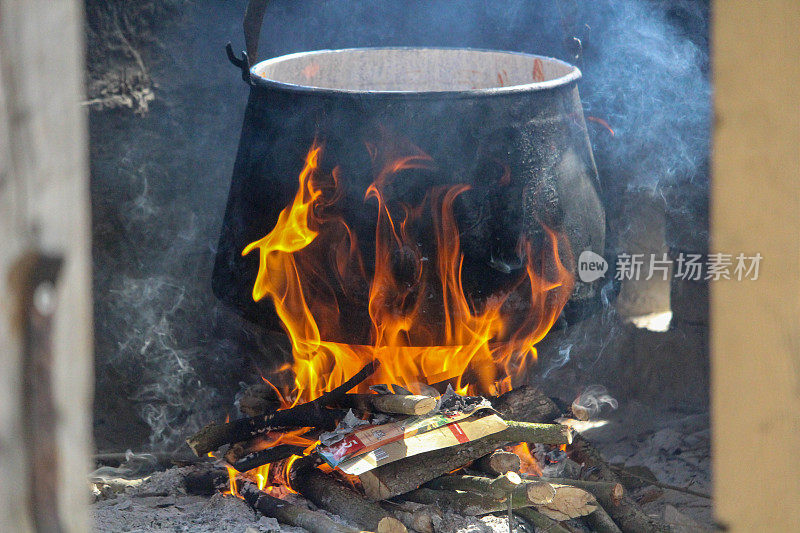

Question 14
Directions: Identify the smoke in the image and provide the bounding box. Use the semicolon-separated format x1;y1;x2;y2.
90;451;162;482
90;0;709;450
578;0;710;191
542;343;573;379
571;385;619;420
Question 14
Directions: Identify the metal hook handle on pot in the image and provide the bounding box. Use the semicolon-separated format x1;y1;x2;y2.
226;0;270;84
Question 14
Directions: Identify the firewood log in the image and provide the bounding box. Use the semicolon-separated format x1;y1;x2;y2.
424;473;555;505
230;444;307;472
186;361;377;456
586;504;624;533
537;477;624;508
382;501;439;533
239;481;364;533
493;386;670;533
359;421;572;500
292;465;406;532
491;385;562;423
474;450;521;475
402;487;531;516
535;484;597;521
514;507;571;533
336;394;437;415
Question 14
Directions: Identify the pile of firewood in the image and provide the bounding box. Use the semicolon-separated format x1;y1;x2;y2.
184;362;670;533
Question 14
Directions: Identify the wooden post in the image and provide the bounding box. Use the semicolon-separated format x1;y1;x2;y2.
712;1;800;531
0;0;92;532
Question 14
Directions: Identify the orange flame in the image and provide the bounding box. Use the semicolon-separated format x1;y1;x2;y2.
224;464;242;499
508;442;542;476
242;140;573;406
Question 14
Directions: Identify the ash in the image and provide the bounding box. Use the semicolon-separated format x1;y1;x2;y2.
579;402;712;529
90;466;515;533
92;467;299;533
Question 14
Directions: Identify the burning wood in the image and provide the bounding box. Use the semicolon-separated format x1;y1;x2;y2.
336;393;437;416
181;353;671;533
182;137;649;532
227;443;307;473
357;420;572;500
187;361;378;456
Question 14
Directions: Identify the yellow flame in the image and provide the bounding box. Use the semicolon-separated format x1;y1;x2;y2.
241;140;574;408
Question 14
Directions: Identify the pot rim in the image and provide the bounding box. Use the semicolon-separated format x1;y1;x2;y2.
249;46;581;98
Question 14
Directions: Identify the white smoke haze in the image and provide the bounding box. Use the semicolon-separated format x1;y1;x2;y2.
571;385;619;420
542;343;574;379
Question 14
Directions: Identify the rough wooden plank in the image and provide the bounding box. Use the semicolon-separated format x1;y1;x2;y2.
712;1;800;531
0;0;91;531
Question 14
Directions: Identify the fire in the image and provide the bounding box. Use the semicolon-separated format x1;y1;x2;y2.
242;139;574;405
507;442;542;476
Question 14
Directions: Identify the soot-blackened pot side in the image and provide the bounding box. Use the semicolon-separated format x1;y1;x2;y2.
213;52;605;345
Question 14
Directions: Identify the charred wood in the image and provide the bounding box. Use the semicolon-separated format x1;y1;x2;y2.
231;444;307;473
187;361;377;455
239;480;364;533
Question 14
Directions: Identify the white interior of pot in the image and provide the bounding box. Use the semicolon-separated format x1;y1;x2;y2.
252;48;579;93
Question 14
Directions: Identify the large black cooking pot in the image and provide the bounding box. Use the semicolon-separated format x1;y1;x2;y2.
213;44;605;344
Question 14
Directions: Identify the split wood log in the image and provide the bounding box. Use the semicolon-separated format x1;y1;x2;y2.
535;484;597;521
239;480;364;533
586;504;624;533
359;421;572;500
474;450;521;475
337;394;437;415
424;473;555;504
230;444;307;473
514;507;571;533
537;477;624;508
291;466;407;532
187;361;377;455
